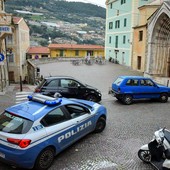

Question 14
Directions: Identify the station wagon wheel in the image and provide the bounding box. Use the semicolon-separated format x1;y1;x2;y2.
159;93;168;103
94;117;106;133
123;94;133;105
34;147;55;170
86;94;97;102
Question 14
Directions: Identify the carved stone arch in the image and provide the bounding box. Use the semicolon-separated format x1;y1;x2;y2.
146;2;170;77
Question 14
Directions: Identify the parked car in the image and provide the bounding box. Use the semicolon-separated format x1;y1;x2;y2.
109;76;170;105
35;76;102;102
0;93;107;170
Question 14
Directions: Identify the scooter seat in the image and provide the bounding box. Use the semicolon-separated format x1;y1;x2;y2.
164;130;170;144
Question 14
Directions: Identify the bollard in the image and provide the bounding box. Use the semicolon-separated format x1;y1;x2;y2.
20;76;23;91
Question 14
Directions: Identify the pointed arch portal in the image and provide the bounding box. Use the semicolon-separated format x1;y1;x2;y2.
146;2;170;78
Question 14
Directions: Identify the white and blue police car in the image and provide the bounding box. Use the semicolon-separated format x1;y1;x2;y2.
0;93;107;170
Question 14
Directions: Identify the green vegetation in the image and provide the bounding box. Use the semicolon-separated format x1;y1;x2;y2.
5;0;106;46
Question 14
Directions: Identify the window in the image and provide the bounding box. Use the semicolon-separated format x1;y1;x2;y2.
139;31;143;41
8;54;14;63
45;79;59;87
61;79;79;88
115;20;120;28
75;50;79;56
60;50;64;57
124;18;127;27
110;3;112;9
0;111;33;134
140;79;154;86
87;50;93;56
121;0;126;4
42;55;48;58
109;36;111;43
117;10;119;16
26;55;32;60
114;77;123;85
60;79;69;88
6;35;13;45
109;22;113;29
137;56;141;70
115;36;118;48
65;104;88;119
126;79;139;86
123;35;126;44
41;108;67;126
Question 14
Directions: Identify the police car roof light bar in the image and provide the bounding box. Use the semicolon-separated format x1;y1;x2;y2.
27;93;62;106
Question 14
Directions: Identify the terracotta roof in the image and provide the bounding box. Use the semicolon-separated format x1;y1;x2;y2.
48;44;104;50
27;47;50;54
12;17;22;24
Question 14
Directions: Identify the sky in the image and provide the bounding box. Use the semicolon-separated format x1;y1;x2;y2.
66;0;106;8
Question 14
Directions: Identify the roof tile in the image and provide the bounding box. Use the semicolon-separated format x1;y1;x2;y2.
48;44;104;50
27;47;50;54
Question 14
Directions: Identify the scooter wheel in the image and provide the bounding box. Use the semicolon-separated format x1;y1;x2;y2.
138;149;151;163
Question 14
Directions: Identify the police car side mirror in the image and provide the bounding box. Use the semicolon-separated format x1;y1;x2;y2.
85;108;91;114
54;92;62;98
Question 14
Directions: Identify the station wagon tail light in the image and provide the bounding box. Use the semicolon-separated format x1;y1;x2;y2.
7;138;31;148
118;88;121;93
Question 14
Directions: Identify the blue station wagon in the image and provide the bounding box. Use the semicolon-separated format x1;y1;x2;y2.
109;76;170;105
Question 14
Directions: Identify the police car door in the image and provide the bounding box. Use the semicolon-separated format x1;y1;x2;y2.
41;107;79;150
64;104;95;141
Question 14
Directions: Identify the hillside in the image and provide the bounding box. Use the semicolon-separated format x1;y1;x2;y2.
5;0;106;46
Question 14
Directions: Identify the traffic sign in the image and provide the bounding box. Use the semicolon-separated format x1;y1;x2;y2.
0;53;5;62
0;26;12;33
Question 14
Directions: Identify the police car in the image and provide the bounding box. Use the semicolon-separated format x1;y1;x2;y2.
0;93;107;170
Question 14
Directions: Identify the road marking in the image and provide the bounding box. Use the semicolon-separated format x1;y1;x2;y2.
15;91;32;104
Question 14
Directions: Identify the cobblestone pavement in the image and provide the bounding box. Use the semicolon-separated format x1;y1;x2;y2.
0;61;169;170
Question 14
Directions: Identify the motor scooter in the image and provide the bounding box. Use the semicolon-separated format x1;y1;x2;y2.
138;128;170;170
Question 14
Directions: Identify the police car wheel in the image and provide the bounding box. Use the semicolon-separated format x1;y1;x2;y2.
94;117;106;133
34;147;55;170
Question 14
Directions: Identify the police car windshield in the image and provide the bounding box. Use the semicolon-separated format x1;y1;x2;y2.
0;111;33;134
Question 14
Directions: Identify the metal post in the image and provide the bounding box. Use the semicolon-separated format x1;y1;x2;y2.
20;75;22;91
4;38;10;85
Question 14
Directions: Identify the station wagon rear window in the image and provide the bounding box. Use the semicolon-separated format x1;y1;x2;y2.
114;77;123;85
0;111;33;134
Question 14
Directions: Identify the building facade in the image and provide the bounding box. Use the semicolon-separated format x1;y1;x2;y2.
26;47;50;59
0;0;12;93
48;44;104;58
6;17;30;83
105;0;153;66
145;1;170;85
0;0;30;93
132;1;161;72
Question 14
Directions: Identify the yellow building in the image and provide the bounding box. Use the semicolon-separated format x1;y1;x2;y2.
48;44;104;58
132;2;161;72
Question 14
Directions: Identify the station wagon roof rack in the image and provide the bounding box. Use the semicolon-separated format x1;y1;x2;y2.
28;93;62;106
